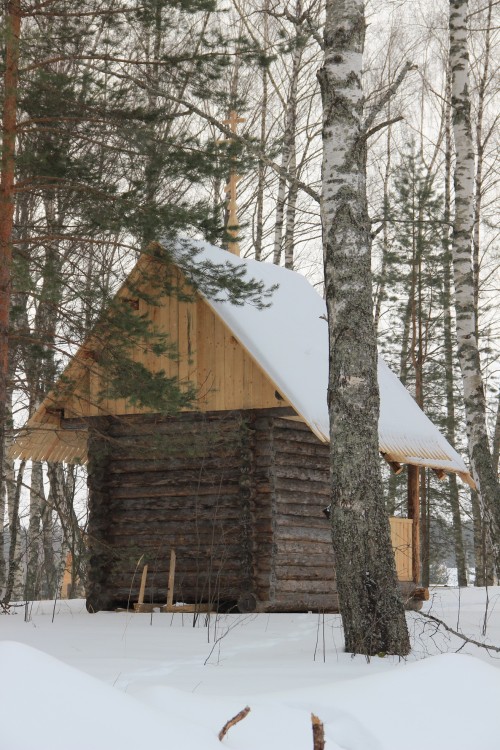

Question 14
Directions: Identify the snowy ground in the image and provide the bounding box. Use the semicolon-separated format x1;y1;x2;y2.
2;587;500;750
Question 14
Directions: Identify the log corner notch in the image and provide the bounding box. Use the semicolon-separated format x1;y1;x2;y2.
381;452;403;475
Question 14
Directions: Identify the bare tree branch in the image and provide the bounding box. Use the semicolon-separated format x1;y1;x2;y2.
363;61;416;133
365;115;404;140
419;611;500;654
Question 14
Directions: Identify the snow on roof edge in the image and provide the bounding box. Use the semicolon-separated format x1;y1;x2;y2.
173;239;471;480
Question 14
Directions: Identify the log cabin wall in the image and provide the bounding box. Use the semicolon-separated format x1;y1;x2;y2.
85;410;337;612
252;417;338;611
85;410;415;613
86;412;258;611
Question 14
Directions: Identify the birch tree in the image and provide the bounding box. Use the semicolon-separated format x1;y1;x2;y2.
448;0;500;573
318;0;410;655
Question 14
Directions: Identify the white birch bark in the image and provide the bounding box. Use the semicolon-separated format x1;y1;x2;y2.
272;26;302;265
449;0;500;572
319;0;409;655
254;0;269;262
25;461;44;599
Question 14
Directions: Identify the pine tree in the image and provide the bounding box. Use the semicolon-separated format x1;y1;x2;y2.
1;0;268;602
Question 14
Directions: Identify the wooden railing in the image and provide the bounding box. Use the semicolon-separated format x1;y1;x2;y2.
389;517;413;582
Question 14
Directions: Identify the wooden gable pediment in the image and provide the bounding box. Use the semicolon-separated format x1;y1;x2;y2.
12;255;292;463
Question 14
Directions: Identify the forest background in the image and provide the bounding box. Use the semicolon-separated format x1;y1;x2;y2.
0;0;498;609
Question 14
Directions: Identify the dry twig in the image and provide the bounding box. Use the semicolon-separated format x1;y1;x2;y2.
311;713;325;750
420;612;500;653
218;706;251;742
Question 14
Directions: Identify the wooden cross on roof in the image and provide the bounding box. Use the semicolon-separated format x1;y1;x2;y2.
222;110;245;257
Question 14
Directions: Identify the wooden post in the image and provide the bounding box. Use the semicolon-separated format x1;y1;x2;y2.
222;110;245;257
407;464;420;584
60;552;73;599
138;565;148;606
167;549;176;608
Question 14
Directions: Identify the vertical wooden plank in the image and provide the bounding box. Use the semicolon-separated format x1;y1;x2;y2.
389;518;412;581
170;277;180;383
89;364;101;416
407;464;420;584
196;300;212;408
241;342;252;409
187;301;197;384
143;295;157;375
167;549;176;608
213;315;225;410
178;298;189;385
223;329;236;409
138;564;148;605
232;335;244;409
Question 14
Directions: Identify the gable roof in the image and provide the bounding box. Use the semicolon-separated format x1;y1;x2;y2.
12;239;472;485
177;241;471;483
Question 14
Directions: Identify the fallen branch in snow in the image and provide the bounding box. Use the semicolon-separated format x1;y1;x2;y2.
419;612;500;653
311;714;325;750
218;706;251;741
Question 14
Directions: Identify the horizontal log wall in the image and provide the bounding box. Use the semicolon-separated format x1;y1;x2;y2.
86;411;415;613
258;418;337;609
86;413;259;611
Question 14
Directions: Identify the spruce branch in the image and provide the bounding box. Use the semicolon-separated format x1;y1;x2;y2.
124;73;321;204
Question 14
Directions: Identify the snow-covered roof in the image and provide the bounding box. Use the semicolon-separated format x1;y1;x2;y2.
177;241;471;482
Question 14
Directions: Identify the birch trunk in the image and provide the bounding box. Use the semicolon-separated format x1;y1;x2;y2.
449;0;500;573
318;0;409;655
492;395;500;474
373;124;392;333
272;23;302;265
443;79;468;587
472;0;493;341
0;468;4;592
254;0;269;262
283;148;298;270
25;462;45;600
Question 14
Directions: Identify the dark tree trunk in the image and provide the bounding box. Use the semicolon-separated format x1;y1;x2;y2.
0;1;21;537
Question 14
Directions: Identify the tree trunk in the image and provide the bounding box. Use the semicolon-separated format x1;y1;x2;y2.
472;0;493;343
273;23;302;266
449;0;500;574
318;0;409;656
2;457;25;605
25;461;44;600
442;74;468;587
492;394;500;475
373;122;393;334
420;467;430;587
0;1;21;542
47;463;84;597
254;0;269;262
